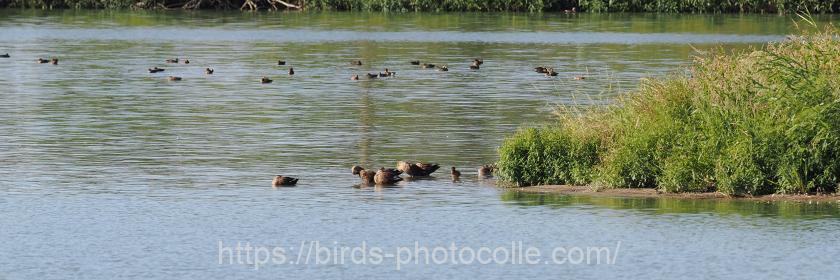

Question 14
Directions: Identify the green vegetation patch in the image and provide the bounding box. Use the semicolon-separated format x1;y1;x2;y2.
498;25;840;195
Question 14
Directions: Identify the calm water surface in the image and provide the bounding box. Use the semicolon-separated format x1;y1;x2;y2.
1;10;839;279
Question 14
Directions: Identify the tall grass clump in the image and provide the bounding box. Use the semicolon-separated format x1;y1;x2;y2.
498;24;840;195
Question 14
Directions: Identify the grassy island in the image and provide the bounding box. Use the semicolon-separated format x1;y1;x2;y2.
498;24;840;196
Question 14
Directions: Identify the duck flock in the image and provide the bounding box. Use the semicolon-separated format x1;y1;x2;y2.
273;162;496;187
0;52;581;188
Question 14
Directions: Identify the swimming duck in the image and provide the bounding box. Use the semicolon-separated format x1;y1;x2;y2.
168;76;182;81
545;68;558;77
165;58;179;63
564;7;577;14
148;67;165;73
50;58;58;65
272;175;299;187
350;74;359;80
374;167;403;185
183;59;190;64
469;62;480;70
205;68;214;74
37;58;49;64
437;65;449;72
421;63;436;69
278;60;286;65
350;60;363;66
451;167;461;181
473;58;484;65
574;75;586;80
396;161;440;177
359;169;376;184
0;53;9;58
410;60;420;65
289;68;295;75
478;164;495;177
261;77;273;83
384;68;395;76
534;66;548;73
366;73;378;79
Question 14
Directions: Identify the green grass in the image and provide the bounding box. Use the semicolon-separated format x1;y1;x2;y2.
497;24;840;196
3;0;840;12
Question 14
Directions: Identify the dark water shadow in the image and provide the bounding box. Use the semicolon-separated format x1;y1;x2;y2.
501;191;840;219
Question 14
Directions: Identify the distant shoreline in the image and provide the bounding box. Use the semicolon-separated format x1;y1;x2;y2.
1;1;837;13
512;185;840;202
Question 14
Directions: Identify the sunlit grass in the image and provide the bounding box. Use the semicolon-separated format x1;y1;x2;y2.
498;23;840;196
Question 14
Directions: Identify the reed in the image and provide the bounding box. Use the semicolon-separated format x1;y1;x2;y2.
3;0;840;12
498;23;840;195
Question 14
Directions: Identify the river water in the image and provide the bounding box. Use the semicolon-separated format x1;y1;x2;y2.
1;10;839;279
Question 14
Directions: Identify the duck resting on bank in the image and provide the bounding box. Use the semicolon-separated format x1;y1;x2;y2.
272;175;299;187
397;161;440;177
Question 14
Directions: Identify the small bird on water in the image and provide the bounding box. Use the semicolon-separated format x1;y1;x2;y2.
451;167;461;181
205;68;214;74
0;53;10;58
272;175;299;187
261;77;273;84
289;68;295;75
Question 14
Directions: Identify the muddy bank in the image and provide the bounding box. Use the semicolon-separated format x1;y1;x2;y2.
512;185;840;203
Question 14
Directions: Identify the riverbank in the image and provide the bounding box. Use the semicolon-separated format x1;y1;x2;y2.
3;0;840;13
513;185;840;202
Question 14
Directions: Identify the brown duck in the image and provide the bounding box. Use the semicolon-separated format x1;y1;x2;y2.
278;60;286;65
410;60;420;65
272;175;299;187
469;62;480;70
168;76;182;81
421;63;436;69
437;65;449;72
37;58;49;64
374;167;403;185
350;74;359;80
183;59;190;64
148;67;165;73
165;58;179;63
534;66;548;73
261;77;273;84
478;164;495;177
545;68;558;77
396;161;440;177
473;58;484;66
289;68;295;75
350;60;363;66
366;73;378;79
50;58;58;65
451;167;461;181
